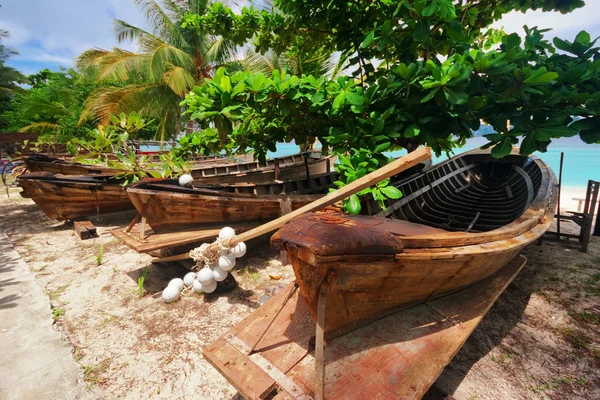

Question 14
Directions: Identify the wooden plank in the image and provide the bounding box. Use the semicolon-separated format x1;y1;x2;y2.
73;220;97;240
113;221;260;254
203;255;526;400
125;213;141;233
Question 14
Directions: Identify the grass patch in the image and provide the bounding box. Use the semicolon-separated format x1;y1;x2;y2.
570;310;600;325
48;282;71;301
131;267;147;298
529;375;582;397
586;272;600;285
52;308;65;320
490;352;514;363
96;244;104;266
559;327;589;350
74;349;84;363
239;267;262;284
82;359;110;386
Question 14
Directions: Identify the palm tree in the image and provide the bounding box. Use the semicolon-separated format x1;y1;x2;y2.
77;0;251;141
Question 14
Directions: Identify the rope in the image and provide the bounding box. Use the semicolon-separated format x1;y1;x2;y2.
188;238;232;270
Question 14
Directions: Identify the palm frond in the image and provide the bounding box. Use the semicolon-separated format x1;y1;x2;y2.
19;122;62;134
141;36;195;82
133;0;185;46
114;19;157;43
205;36;239;66
22;98;70;117
162;64;196;96
236;49;276;74
80;84;181;139
329;52;350;78
78;48;145;82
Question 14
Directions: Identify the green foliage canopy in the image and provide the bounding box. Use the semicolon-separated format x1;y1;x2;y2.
181;0;598;212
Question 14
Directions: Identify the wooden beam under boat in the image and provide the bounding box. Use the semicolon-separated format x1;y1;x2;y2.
203;255;527;400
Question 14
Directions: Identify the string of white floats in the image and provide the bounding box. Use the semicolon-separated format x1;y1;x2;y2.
161;226;247;303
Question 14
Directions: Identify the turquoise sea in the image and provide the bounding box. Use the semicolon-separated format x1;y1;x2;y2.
268;136;600;191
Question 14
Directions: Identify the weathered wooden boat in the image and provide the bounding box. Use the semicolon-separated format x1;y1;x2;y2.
18;172;134;221
190;151;336;184
22;154;235;176
23;154;122;175
271;148;557;337
22;151;334;183
126;173;339;233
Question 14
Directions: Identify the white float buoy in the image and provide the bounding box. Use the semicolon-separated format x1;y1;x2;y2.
183;272;197;287
218;254;236;271
197;267;215;285
213;266;228;282
219;227;236;240
193;280;203;293
202;280;218;293
168;278;184;291
162;285;180;303
178;174;193;187
231;242;247;258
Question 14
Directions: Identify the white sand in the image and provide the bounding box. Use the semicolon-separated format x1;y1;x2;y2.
559;186;596;213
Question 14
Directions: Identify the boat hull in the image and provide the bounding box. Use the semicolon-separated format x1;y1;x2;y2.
271;148;557;337
127;187;322;233
18;174;133;220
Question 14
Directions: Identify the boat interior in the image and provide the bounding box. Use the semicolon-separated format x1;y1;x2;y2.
368;153;544;233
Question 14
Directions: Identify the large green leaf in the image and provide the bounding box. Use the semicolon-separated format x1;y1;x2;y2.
333;91;346;109
413;20;430;42
381;185;403;199
491;138;513;159
345;194;361;214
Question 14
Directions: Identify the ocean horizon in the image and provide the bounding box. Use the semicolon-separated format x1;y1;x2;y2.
269;136;600;191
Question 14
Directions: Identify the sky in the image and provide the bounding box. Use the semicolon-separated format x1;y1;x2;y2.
2;1;600;76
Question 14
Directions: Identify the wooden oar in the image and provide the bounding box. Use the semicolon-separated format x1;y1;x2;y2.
152;147;432;263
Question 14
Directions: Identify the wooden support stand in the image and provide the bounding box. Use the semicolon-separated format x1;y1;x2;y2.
204;255;526;400
278;198;292;264
74;220;98;240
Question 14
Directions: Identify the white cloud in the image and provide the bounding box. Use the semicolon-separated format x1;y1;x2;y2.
492;3;600;37
0;0;151;69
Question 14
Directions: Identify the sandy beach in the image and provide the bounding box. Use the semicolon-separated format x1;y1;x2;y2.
0;182;599;399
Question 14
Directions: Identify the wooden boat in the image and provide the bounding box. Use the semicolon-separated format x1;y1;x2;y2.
17;152;336;222
189;151;336;184
18;172;134;221
271;147;557;337
22;151;334;183
23;154;122;175
126;173;339;233
21;154;235;176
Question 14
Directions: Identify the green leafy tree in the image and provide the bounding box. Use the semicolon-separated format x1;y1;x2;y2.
0;29;26;129
77;0;268;141
181;0;599;213
4;69;100;142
